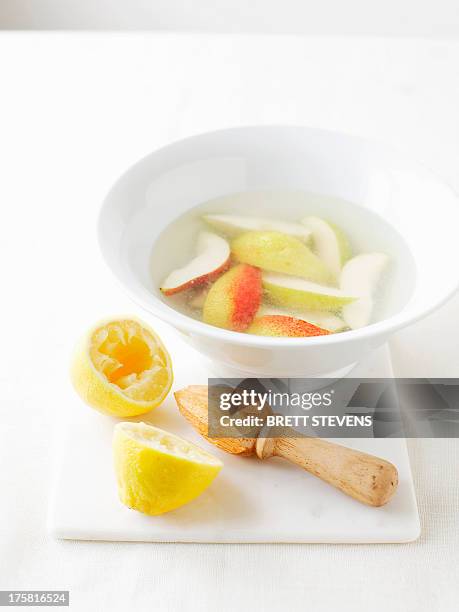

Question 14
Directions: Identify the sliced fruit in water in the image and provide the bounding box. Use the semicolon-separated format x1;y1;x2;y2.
258;305;347;332
232;231;333;284
340;253;389;329
203;213;311;242
247;315;330;337
113;422;222;516
160;231;230;296
203;263;262;331
70;318;173;417
263;273;357;312
301;216;351;277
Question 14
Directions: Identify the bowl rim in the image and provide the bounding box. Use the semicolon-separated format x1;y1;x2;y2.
98;124;459;348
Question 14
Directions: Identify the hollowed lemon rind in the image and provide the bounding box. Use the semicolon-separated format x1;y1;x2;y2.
70;317;173;418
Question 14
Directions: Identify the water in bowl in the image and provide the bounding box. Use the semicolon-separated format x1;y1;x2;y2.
151;190;416;338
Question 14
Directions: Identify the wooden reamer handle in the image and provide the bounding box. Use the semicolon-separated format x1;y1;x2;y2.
257;435;398;507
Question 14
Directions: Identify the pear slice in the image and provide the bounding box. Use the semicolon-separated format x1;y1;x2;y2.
247;315;330;337
258;305;347;332
203;264;262;332
301;216;351;278
263;273;356;312
340;253;389;329
232;231;334;284
160;232;230;296
203;213;311;242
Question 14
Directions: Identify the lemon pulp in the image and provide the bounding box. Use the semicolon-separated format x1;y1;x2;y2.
71;318;173;417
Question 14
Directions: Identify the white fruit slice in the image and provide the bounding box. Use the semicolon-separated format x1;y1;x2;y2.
160;232;230;296
258;305;347;332
263;273;357;312
203;214;311;242
301;216;351;278
340;253;389;329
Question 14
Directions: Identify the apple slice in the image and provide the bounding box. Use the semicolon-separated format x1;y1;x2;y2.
301;216;351;277
263;273;357;312
203;214;311;242
247;315;330;337
340;253;389;329
258;305;347;332
203;264;262;331
160;232;230;296
232;231;334;284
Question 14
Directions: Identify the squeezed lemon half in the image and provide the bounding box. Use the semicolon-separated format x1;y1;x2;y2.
71;318;173;417
113;422;223;515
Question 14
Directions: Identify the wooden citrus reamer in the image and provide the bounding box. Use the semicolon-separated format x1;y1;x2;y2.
174;385;398;507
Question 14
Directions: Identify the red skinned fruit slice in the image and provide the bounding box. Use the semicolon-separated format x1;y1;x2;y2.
203;264;262;332
161;232;230;296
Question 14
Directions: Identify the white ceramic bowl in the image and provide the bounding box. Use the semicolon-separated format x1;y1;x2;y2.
98;126;459;377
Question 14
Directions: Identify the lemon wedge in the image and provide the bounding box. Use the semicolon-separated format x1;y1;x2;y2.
71;318;173;417
113;422;222;515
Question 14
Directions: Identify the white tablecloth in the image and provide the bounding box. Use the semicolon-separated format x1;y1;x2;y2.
0;33;458;611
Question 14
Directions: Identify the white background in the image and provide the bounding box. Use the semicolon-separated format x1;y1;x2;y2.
1;0;459;37
0;32;459;611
